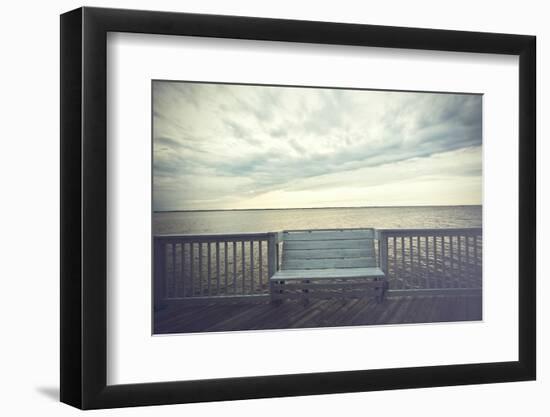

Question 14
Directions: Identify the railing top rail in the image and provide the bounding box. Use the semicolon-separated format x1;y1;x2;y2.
154;232;274;241
375;227;482;237
154;228;482;241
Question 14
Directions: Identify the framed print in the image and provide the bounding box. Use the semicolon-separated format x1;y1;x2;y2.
60;6;536;409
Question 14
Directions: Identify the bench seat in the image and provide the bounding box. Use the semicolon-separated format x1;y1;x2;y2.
271;267;385;281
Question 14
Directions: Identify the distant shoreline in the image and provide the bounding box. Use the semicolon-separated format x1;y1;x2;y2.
154;204;482;214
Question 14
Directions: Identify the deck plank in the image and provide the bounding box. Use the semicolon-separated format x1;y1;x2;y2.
317;299;352;327
349;298;380;325
378;298;399;323
154;295;483;334
204;304;266;332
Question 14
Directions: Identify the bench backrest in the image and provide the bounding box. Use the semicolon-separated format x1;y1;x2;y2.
281;229;377;270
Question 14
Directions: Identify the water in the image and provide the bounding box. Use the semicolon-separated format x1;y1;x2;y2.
153;205;482;235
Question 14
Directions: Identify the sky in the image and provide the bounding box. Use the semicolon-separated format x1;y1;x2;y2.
152;81;482;211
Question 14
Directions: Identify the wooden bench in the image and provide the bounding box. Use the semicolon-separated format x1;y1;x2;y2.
270;229;387;304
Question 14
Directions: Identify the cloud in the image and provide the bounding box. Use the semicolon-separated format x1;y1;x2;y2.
152;81;482;210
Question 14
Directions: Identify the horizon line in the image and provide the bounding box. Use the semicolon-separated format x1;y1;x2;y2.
154;203;482;214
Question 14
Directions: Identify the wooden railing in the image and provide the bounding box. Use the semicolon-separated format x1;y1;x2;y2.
376;228;482;296
154;232;280;305
154;228;482;304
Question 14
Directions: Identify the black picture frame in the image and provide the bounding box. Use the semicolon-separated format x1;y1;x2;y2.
60;6;536;410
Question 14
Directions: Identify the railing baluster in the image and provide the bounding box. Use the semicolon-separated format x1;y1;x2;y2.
465;236;472;287
224;242;228;295
276;241;280;271
441;236;445;287
432;236;441;288
215;242;220;295
414;236;418;287
189;242;194;296
379;232;388;276
401;236;406;288
207;243;212;296
417;236;421;288
442;236;446;288
250;241;254;294
468;235;472;286
241;241;245;293
388;237;399;288
453;236;457;287
458;236;463;288
233;241;237;294
198;243;203;295
471;236;477;284
171;243;176;298
443;236;449;288
385;236;389;278
445;236;449;288
450;236;455;288
453;236;460;288
409;236;413;288
469;235;472;279
424;236;429;288
181;242;189;297
451;236;460;288
451;236;454;287
259;240;263;290
474;235;479;272
479;234;483;286
436;236;440;287
392;236;397;288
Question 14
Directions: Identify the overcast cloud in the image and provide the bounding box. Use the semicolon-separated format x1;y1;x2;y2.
153;82;482;211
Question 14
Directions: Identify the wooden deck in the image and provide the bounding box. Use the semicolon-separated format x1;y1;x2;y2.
154;294;482;334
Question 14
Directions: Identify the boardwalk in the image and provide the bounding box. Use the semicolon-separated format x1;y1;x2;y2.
154;294;482;334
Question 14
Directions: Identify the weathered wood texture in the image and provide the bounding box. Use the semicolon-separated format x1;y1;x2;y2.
272;229;385;302
153;228;482;306
272;267;385;280
154;295;482;334
153;233;278;306
377;228;482;291
281;230;376;269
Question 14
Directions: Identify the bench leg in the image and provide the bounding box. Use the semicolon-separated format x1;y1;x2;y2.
375;280;389;303
270;281;277;303
301;279;311;306
270;280;285;305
